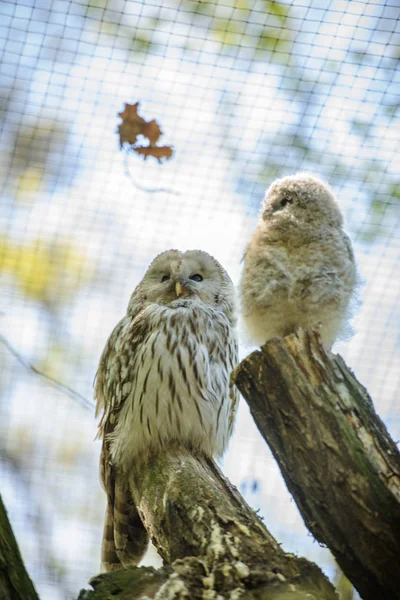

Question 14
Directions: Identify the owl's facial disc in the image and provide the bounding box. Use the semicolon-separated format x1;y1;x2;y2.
263;189;296;218
137;249;231;310
154;265;201;303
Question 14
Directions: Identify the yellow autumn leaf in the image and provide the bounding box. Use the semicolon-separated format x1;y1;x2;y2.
14;240;53;301
0;237;94;303
212;18;247;47
0;237;18;271
14;167;43;203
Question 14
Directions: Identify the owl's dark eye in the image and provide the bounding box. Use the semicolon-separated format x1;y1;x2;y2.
190;274;203;282
280;197;293;208
161;275;170;283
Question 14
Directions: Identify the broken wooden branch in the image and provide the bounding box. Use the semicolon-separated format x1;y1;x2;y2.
233;327;400;600
79;448;338;598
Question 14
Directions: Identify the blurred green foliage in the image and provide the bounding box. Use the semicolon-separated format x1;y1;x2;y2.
85;0;292;56
3;0;398;247
79;0;399;239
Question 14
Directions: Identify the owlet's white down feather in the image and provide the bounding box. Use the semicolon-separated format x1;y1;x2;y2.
240;173;356;349
95;249;239;572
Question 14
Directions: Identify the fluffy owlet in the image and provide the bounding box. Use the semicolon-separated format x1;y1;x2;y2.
240;173;356;349
95;249;239;572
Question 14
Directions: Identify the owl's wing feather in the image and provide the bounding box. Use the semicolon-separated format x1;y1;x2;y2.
95;314;149;570
95;317;130;430
207;310;239;440
227;333;240;432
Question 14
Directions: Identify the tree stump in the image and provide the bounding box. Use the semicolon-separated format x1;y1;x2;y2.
233;328;400;600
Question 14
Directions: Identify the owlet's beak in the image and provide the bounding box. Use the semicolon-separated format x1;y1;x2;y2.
175;282;182;297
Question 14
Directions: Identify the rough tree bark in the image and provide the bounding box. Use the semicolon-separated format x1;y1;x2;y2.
0;494;39;600
79;449;338;599
233;328;400;600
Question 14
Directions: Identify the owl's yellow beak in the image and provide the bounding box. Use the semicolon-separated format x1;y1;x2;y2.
175;282;182;297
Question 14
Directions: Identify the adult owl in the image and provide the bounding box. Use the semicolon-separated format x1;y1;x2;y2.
240;173;356;349
95;249;239;572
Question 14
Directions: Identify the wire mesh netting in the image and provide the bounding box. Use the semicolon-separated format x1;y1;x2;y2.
0;0;399;598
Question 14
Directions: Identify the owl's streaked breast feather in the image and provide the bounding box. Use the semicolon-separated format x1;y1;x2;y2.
96;299;238;472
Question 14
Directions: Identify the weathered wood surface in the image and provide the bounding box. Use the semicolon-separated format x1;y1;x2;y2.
131;449;337;598
0;494;39;600
234;327;400;600
77;566;171;600
79;448;338;599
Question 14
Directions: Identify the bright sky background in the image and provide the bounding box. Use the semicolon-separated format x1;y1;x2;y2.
0;1;399;598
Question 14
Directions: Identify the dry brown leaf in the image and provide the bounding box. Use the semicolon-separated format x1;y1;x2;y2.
134;145;173;163
118;102;173;162
118;102;146;147
118;103;143;122
141;119;162;145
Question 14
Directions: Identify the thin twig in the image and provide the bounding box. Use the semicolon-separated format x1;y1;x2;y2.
0;333;94;412
123;152;181;195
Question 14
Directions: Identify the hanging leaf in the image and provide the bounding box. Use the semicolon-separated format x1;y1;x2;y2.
118;102;173;163
134;145;173;162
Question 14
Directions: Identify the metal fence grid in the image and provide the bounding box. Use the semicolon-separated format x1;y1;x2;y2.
0;1;399;598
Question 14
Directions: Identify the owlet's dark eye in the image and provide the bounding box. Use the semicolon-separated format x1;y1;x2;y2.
280;197;293;208
189;274;203;282
161;275;170;283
